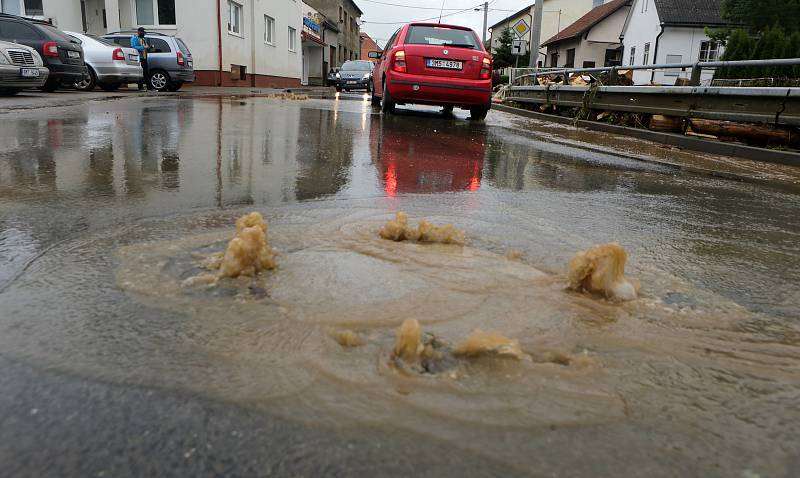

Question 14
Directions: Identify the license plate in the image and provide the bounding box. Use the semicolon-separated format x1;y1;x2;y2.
128;54;138;61
347;81;357;84
67;50;80;59
427;58;462;70
20;68;40;78
188;60;193;67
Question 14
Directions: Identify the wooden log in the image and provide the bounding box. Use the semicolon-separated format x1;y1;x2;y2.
649;115;684;133
689;119;797;145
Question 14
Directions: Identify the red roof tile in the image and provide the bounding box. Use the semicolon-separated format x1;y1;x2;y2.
541;0;630;47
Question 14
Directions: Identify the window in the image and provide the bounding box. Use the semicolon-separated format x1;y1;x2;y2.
288;26;296;52
643;42;650;64
665;54;682;76
148;37;171;53
0;20;41;40
404;26;480;50
592;0;603;7
565;48;575;68
135;0;175;25
1;0;42;16
550;52;558;67
265;15;275;44
699;41;721;62
228;1;242;35
583;61;596;68
339;6;343;22
343;12;347;32
629;46;636;65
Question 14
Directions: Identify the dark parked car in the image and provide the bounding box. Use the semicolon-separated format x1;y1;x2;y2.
333;60;374;92
103;31;194;92
0;13;87;91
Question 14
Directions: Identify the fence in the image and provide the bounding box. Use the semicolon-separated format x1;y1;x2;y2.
510;58;800;87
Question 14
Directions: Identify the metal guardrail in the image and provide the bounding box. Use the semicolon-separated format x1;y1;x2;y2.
505;58;800;126
510;58;800;87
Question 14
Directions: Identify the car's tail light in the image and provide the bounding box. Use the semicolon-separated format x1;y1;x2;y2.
42;41;59;57
177;51;185;66
391;50;406;73
479;57;492;80
112;48;125;61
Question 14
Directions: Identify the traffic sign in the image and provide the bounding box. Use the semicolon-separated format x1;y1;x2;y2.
512;39;527;56
512;18;530;38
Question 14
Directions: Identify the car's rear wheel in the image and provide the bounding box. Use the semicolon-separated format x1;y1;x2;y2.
40;77;61;92
370;80;380;106
98;82;120;92
74;68;96;92
442;105;454;115
0;89;22;96
148;70;171;92
381;79;395;114
469;106;489;121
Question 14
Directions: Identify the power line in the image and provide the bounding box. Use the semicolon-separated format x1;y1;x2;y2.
362;2;484;25
358;0;514;12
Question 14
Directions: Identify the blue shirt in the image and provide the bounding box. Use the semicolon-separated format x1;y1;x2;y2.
130;35;146;55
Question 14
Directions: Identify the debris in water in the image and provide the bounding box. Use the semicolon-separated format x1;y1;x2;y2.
393;319;424;361
332;329;364;347
268;92;309;101
538;349;596;368
181;273;218;288
218;212;277;278
379;212;465;245
567;243;637;301
452;330;525;360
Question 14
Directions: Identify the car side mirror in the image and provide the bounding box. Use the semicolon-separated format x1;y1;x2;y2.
368;51;381;59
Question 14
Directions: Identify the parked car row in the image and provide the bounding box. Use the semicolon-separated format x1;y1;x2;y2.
0;12;193;96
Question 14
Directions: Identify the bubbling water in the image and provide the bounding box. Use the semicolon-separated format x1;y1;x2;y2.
567;243;638;301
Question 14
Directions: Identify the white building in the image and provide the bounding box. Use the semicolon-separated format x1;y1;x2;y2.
488;0;607;67
541;0;630;69
620;0;727;85
0;0;305;87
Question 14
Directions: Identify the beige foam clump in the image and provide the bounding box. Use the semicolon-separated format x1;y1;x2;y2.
332;329;364;347
218;212;277;278
393;319;424;361
379;212;465;245
452;330;524;360
268;92;309;101
567;243;637;301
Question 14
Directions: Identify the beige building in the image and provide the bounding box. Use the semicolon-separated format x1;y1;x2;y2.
488;0;606;66
303;0;362;67
541;0;630;69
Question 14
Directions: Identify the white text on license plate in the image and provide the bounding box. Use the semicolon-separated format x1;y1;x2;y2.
67;50;80;59
427;59;462;70
128;54;138;61
20;68;40;78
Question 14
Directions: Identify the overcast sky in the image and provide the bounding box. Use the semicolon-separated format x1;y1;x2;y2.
357;0;531;48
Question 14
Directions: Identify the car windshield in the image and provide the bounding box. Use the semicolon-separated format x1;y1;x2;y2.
404;26;479;49
87;34;118;47
175;38;191;55
341;61;372;71
40;24;77;43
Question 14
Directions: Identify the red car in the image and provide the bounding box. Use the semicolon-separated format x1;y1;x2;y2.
369;23;493;120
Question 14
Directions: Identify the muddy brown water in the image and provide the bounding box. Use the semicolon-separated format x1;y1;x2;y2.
1;95;799;476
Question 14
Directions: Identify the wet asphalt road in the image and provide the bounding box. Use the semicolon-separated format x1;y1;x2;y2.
1;91;799;477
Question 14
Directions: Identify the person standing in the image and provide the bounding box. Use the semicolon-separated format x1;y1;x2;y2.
130;27;150;90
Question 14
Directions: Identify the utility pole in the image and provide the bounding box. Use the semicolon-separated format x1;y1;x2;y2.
482;2;488;43
529;0;544;69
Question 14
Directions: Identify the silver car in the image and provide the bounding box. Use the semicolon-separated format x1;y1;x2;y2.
0;40;48;95
65;31;142;92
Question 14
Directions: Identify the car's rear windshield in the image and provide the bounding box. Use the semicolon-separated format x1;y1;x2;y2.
175;38;191;55
404;26;479;50
87;34;117;47
38;24;75;43
341;60;372;71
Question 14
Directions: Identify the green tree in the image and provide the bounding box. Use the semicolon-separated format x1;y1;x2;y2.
716;29;753;78
492;28;515;69
721;0;800;33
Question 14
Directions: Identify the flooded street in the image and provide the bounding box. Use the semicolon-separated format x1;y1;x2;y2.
1;93;799;477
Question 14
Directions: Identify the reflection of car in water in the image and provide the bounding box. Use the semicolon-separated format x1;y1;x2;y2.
369;115;485;195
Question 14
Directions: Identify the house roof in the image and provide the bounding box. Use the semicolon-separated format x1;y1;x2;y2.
541;0;630;47
488;3;534;31
652;0;725;26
